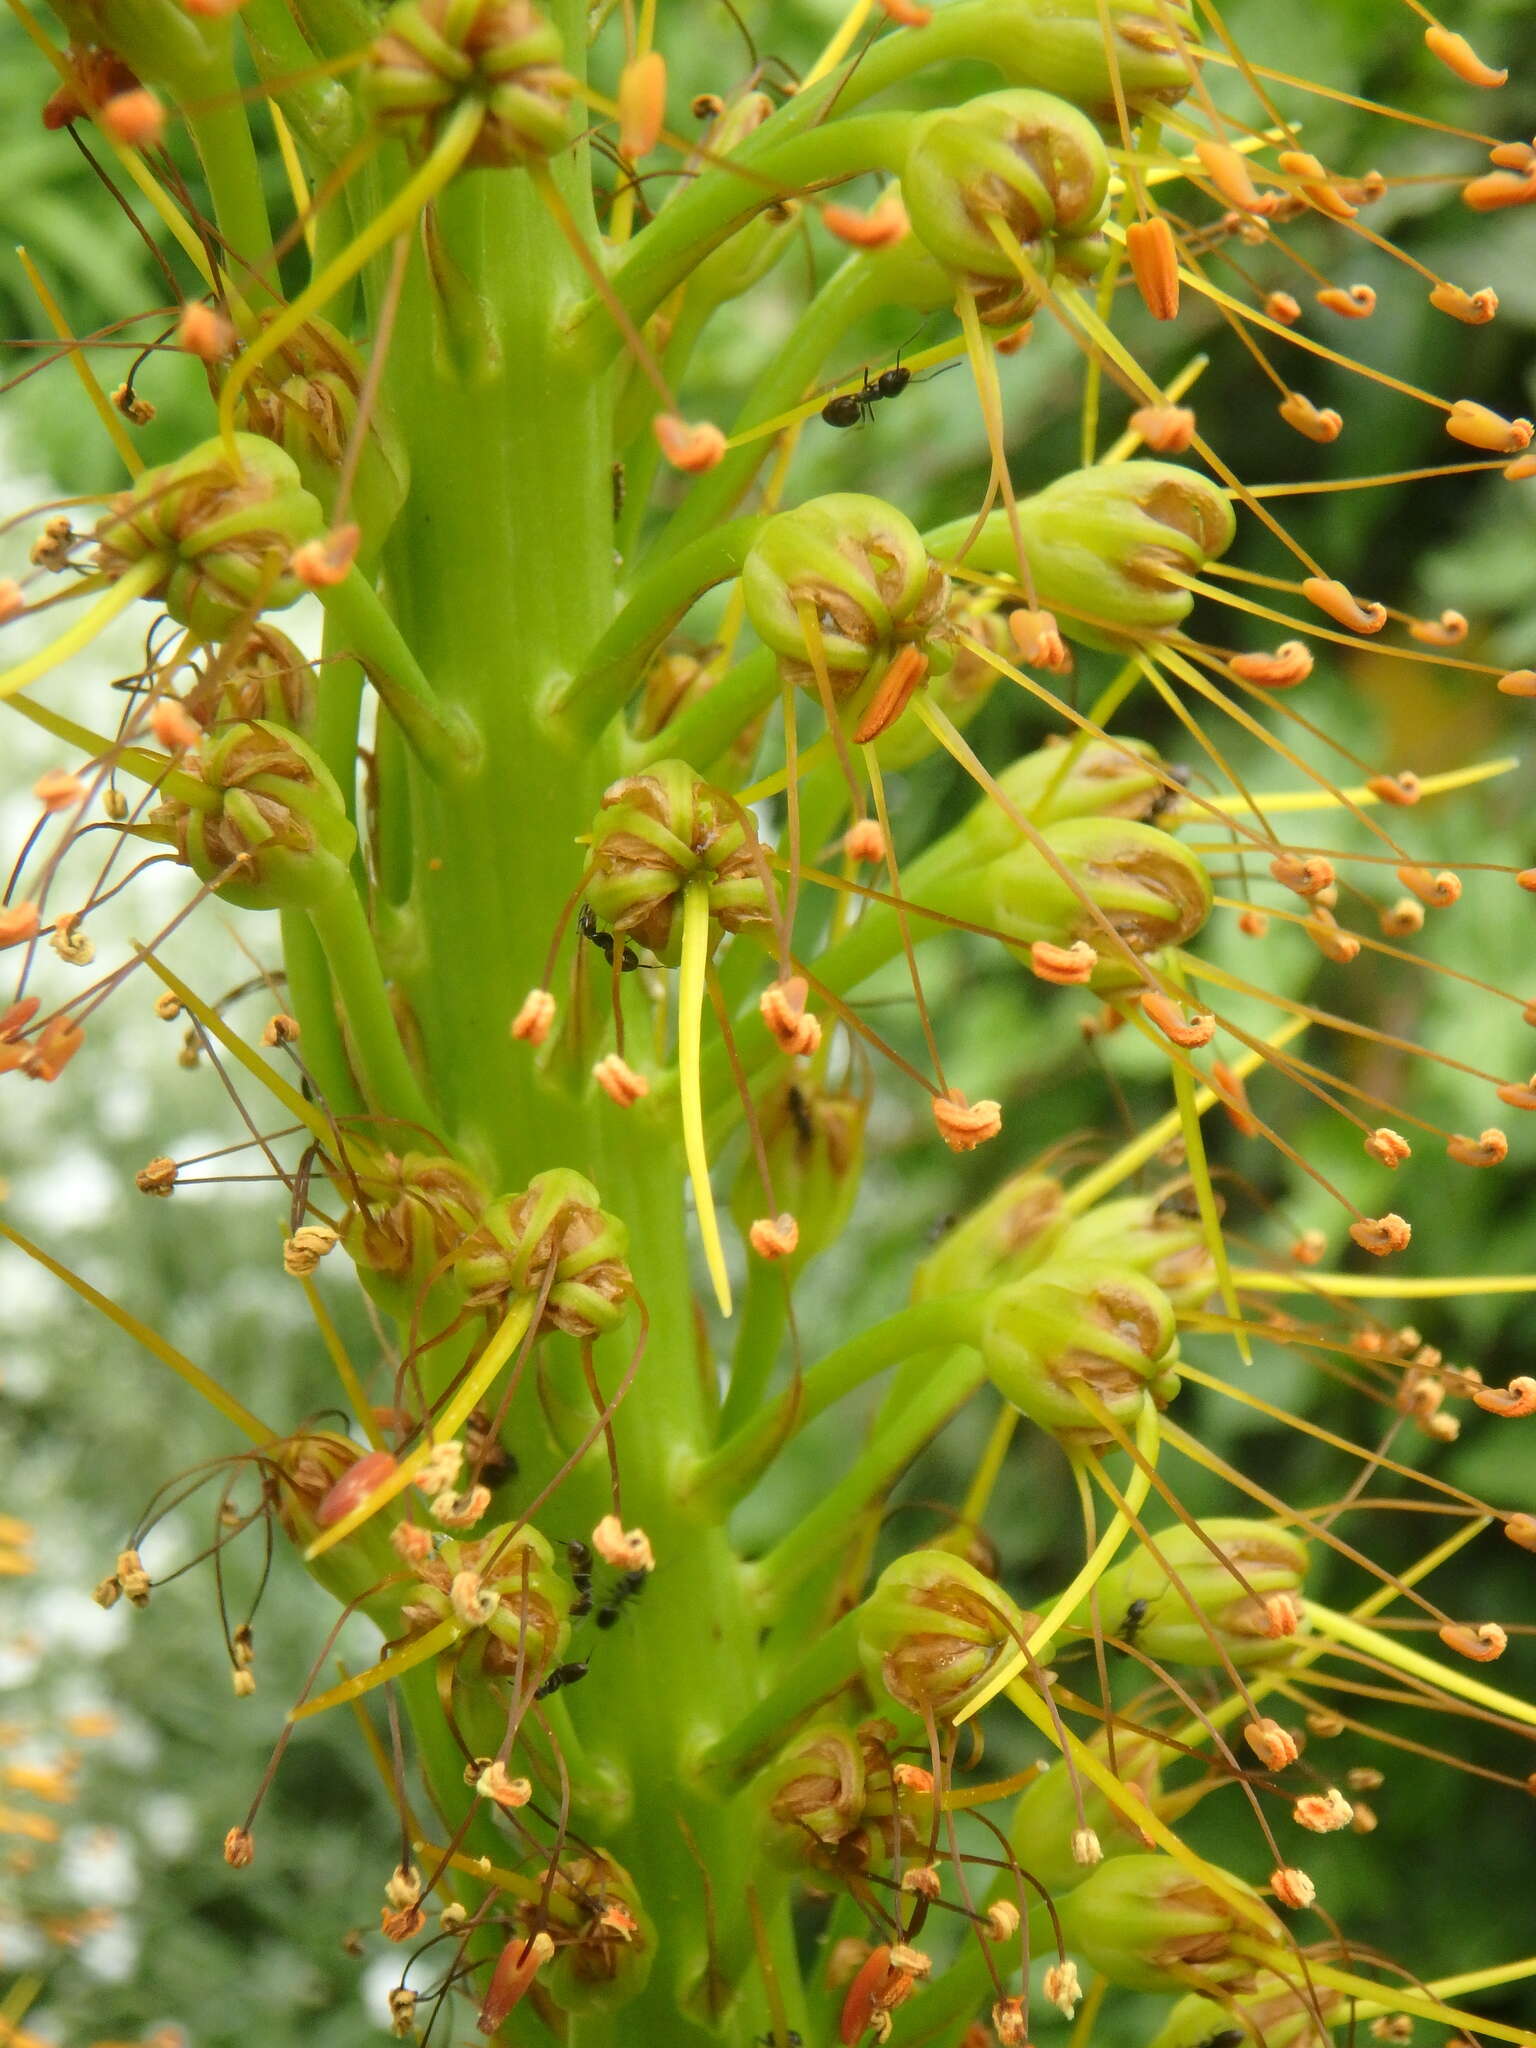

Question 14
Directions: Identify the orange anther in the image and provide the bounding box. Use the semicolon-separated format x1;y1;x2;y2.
1395;864;1460;907
592;1515;655;1570
0;903;41;949
1505;454;1536;479
1140;987;1215;1048
33;769;86;813
1504;1513;1536;1550
1278;392;1342;443
1293;1788;1354;1832
291;524;361;589
1365;772;1421;805
177;303;234;363
853;644;928;742
1237;907;1269;937
748;1213;800;1260
1126;216;1180;321
100;87;164;148
1316;284;1375;318
1364;1127;1411;1168
1446;1127;1508;1168
1244;1717;1299;1769
823;193;910;249
1408;609;1467;645
1271;1867;1316;1910
1429;281;1498;325
148;698;203;753
1212;1059;1258;1137
892;1763;934;1793
1473;1374;1536;1414
843;819;887;864
1462;167;1536;211
1269;853;1334;897
1029;939;1097;985
1437;1621;1507;1663
1277;149;1356;221
1128;403;1196;452
1497;669;1536;694
592;1052;649;1106
1264;290;1302;325
1520;869;1536;891
1497;1077;1536;1111
1379;897;1424;937
1264;1592;1303;1637
933;1089;1002;1151
22;1015;85;1082
1424;23;1507;87
1290;1227;1326;1265
760;976;821;1057
653;413;727;472
1347;1213;1411;1257
1490;141;1535;169
1194;140;1274;214
1302;577;1386;634
1446;399;1533;453
1305;906;1359;963
617;49;667;159
1007;608;1072;673
0;578;24;624
995;323;1033;355
511;988;556;1044
875;0;934;20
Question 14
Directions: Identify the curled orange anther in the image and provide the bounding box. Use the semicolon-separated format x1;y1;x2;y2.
1293;1788;1353;1833
1030;939;1097;986
760;976;821;1058
933;1090;1002;1151
592;1053;649;1106
1424;24;1507;87
1278;392;1342;443
823;193;910;248
1304;906;1359;964
1271;1867;1316;1911
1504;1513;1536;1550
1438;1621;1507;1662
1212;1059;1258;1136
1229;640;1313;688
653;414;727;472
1277;149;1356;221
1126;216;1180;321
1447;1127;1509;1168
148;698;203;753
291;523;361;590
1348;1213;1411;1257
511;988;556;1045
617;49;667;159
1264;290;1302;325
1446;399;1533;453
1366;771;1421;804
1008;608;1072;673
1380;897;1424;937
1429;281;1498;325
1128;403;1196;452
1302;576;1386;634
1497;1077;1536;1111
1244;1717;1299;1770
1194;140;1274;214
1316;284;1375;318
1140;988;1215;1048
1462;167;1536;210
1395;864;1460;907
1473;1374;1536;1415
748;1213;800;1260
853;644;929;742
592;1515;655;1571
1364;1127;1411;1169
1408;609;1467;645
1270;853;1334;897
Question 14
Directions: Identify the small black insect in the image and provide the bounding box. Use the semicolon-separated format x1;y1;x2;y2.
566;1538;594;1619
1117;1596;1152;1649
594;1567;650;1631
786;1082;815;1148
924;1210;959;1244
534;1658;590;1700
755;2034;803;2046
578;903;640;973
1196;2031;1246;2048
820;369;880;430
1148;760;1194;823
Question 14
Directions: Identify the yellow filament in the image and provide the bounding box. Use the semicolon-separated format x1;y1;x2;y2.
1155;991;1250;1363
0;557;163;705
1242;1950;1536;2047
679;875;733;1317
269;104;316;259
958;1399;1162;1722
1195;755;1516;815
805;0;875;85
17;249;142;475
958;1402;1019;1528
289;1618;458;1721
1233;1269;1536;1299
304;1294;535;1559
1303;1602;1536;1732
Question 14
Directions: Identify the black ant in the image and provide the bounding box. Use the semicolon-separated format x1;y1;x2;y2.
786;1082;815;1147
819;340;956;429
578;903;640;973
1116;1596;1152;1650
534;1658;589;1700
566;1538;593;1620
594;1568;650;1631
1147;760;1193;823
756;2034;803;2046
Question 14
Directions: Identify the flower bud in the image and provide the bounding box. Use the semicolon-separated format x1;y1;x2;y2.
913;1170;1068;1300
730;1077;867;1274
585;760;776;963
941;734;1167;872
857;1550;1028;1720
540;1851;655;2014
1056;1854;1282;1995
459;1168;633;1336
900;90;1110;321
236;316;407;540
153;722;356;912
93;435;324;641
333;1146;486;1315
871;592;1007;772
1050;1192;1215;1309
405;1524;569;1679
188;624;318;735
986;0;1197;120
978;1261;1180;1441
1008;1727;1164;1893
1148;1976;1347;2048
1072;1518;1310;1667
755;1722;867;1871
362;0;574;166
742;494;952;698
269;1432;405;1607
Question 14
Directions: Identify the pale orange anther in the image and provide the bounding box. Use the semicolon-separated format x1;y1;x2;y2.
23;1015;85;1082
1;999;40;1052
1194;139;1274;214
1042;1959;1081;2016
1128;403;1196;452
995;323;1033;355
1277;149;1356;221
1520;869;1536;891
1364;1126;1411;1168
748;1213;800;1260
991;1997;1029;2047
1229;640;1313;688
1264;1592;1303;1638
592;1052;649;1106
1302;576;1386;634
1366;771;1421;805
1271;1866;1317;1910
592;1514;655;1571
177;302;234;362
1380;897;1424;937
1505;454;1536;479
1497;669;1536;694
1140;987;1215;1048
653;414;727;473
1305;906;1360;964
932;1089;1003;1151
892;1763;934;1794
760;976;821;1057
1438;1620;1507;1662
1348;1212;1411;1257
853;644;929;742
1293;1787;1354;1833
1395;864;1460;907
478;1932;555;2034
1462;167;1536;210
100;86;164;148
1446;399;1533;453
1237;907;1269;937
291;524;361;589
391;1520;432;1565
148;698;203;753
224;1827;255;1868
185;0;252;15
474;1760;532;1809
1264;290;1302;325
1316;284;1375;319
511;987;556;1044
1212;1059;1259;1136
1447;1125;1509;1167
1269;852;1334;897
33;769;86;813
1473;1374;1536;1415
0;902;41;949
1498;1076;1536;1111
1278;392;1343;443
1429;281;1498;325
1409;609;1468;646
617;49;667;160
1291;1227;1327;1264
875;0;934;24
823;193;910;249
1244;1716;1300;1769
1029;938;1097;985
1007;608;1072;673
1504;1513;1536;1550
1126;215;1180;321
0;579;24;625
1490;141;1536;169
843;819;888;864
1424;23;1507;87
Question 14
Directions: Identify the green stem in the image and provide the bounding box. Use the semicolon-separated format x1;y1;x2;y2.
278;905;366;1120
317;568;480;781
717;1258;788;1437
241;0;363;168
697;1610;866;1790
633;648;778;778
306;872;436;1132
185;77;275;287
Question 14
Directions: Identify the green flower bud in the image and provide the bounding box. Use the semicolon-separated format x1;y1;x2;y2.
188;624;318;736
857;1550;1028;1720
1056;1854;1282;1996
871;591;1007;774
1051;1192;1215;1310
269;1431;405;1610
93;435;324;641
631;647;770;776
236;316;407;541
729;1077;867;1275
754;1721;867;1872
913;1170;1068;1301
540;1851;654;2014
406;1524;569;1679
584;759;776;964
336;1147;488;1318
901;89;1109;321
741;494;952;698
153;721;355;911
1008;1727;1163;1894
1149;1978;1346;2048
986;0;1198;120
362;0;574;166
978;1260;1180;1442
942;734;1167;872
459;1169;634;1337
689;97;802;303
1072;1518;1310;1668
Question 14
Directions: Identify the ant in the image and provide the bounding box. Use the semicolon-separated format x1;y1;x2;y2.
819;339;956;429
756;2035;803;2046
594;1568;650;1631
566;1538;593;1620
1116;1596;1152;1651
1147;760;1193;823
786;1082;815;1148
534;1658;589;1700
578;903;640;973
